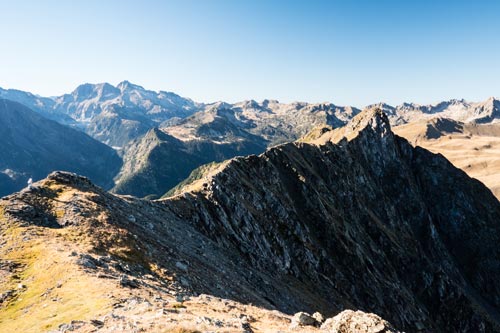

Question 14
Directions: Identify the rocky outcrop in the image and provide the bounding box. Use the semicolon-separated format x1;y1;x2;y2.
321;310;398;333
290;311;319;328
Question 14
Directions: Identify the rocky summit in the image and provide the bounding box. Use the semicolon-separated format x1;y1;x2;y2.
1;109;500;332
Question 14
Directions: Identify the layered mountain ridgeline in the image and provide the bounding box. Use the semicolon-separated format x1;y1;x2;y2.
112;125;267;198
3;82;499;149
112;97;500;199
163;100;361;146
112;101;359;198
2;109;499;332
0;99;121;196
3;81;500;200
373;97;500;125
165;109;500;332
394;118;500;198
0;82;202;147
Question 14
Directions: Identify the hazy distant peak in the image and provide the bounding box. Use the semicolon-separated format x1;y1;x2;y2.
70;82;120;101
261;99;280;107
366;102;396;112
117;80;146;92
207;101;233;111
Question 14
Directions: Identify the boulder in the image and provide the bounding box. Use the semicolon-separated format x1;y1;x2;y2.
291;312;318;328
321;310;397;333
313;312;325;324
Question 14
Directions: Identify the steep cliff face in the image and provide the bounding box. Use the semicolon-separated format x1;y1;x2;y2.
165;109;500;332
1;109;500;332
394;118;500;199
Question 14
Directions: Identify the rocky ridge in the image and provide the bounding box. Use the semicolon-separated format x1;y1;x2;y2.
165;108;500;331
2;109;500;332
113;100;360;198
0;170;398;333
112;125;267;198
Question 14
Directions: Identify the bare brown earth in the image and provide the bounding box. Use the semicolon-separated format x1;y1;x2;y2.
394;118;500;199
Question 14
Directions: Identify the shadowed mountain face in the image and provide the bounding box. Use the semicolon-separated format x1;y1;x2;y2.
394;118;500;199
0;99;122;196
164;110;500;332
112;126;267;198
1;109;499;332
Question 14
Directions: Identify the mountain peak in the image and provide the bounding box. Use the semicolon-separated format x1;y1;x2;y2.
208;101;232;112
117;80;145;92
312;107;391;145
70;82;120;101
349;107;391;134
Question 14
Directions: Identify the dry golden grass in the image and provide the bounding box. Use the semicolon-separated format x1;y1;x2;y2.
0;178;319;332
395;121;500;199
0;223;114;332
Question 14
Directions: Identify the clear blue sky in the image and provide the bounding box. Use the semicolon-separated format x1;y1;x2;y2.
0;0;499;106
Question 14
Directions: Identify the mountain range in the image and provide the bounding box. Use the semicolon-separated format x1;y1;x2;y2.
2;82;499;146
1;109;500;332
1;81;500;199
0;99;121;197
1;81;201;148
